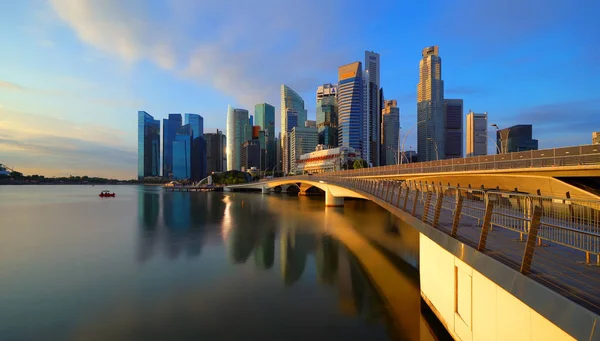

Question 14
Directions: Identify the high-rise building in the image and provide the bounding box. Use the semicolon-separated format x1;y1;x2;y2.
382;100;400;165
444;99;463;159
496;124;538;153
255;103;276;169
417;46;445;162
290;126;318;174
338;62;364;158
184;113;206;180
226;105;249;171
305;120;316;128
281;85;307;175
249;115;253;127
316;84;338;148
162;113;182;178
365;51;381;166
283;110;299;174
466;111;488;156
172;124;193;180
241;140;261;171
205;129;226;174
137;111;160;180
593;132;600;144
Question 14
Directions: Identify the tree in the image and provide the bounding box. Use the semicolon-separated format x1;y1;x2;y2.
353;158;368;169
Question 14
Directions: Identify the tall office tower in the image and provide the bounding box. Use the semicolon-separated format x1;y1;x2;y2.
444;99;463;159
205;129;227;174
255;103;276;169
338;62;364;157
184;113;206;180
283;110;299;174
276;132;282;173
382;100;400;165
417;46;445;162
305;120;316;128
137;111;160;180
226;105;249;171
365;51;381;166
281;85;307;174
162;113;182;178
290;126;318;174
466;111;488;156
249;115;253;127
316;83;338;148
496;124;538;153
172;124;193;180
593;132;600;144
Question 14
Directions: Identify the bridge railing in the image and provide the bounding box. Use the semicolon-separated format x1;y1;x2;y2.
326;144;600;177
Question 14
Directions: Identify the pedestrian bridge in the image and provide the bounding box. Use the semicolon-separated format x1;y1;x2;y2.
225;171;600;340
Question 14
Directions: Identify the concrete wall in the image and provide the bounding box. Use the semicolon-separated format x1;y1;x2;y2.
420;233;575;341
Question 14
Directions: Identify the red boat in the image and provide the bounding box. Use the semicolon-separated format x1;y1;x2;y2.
99;190;116;197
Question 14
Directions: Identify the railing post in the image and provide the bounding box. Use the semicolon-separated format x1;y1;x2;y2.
432;186;445;228
384;181;391;201
396;183;403;207
520;205;543;275
477;200;494;251
422;189;433;223
565;191;575;223
403;184;411;211
451;190;464;237
412;187;421;216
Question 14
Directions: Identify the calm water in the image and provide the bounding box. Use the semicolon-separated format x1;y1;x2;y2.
0;185;440;341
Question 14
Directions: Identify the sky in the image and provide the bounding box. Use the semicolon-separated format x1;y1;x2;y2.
1;0;599;179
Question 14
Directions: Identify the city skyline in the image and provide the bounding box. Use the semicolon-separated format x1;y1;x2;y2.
1;0;599;179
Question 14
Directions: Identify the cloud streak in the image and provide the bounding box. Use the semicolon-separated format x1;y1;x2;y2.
0;80;25;91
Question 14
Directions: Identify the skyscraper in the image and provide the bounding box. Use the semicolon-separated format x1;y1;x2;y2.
365;51;381;166
290;126;318;174
417;46;445;162
162;113;182;178
172;124;192;180
316;84;338;148
138;111;160;180
466;111;488;156
281;85;307;174
226;105;249;171
444;99;463;159
283;110;299;174
185;113;206;180
593;132;600;144
496;125;538;153
255;103;276;169
382;100;400;165
205;130;227;174
338;62;364;157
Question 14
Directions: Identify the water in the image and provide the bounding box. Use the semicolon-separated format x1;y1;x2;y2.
0;185;441;340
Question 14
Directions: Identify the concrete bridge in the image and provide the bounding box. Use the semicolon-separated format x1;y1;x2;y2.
225;165;600;340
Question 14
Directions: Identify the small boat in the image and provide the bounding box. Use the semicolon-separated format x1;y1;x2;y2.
99;190;116;197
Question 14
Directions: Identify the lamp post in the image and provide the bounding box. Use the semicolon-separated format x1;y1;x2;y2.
400;120;426;165
491;124;511;154
386;145;399;165
476;133;501;154
427;138;439;161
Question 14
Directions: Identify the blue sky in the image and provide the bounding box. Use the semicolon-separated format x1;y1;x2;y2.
1;0;599;179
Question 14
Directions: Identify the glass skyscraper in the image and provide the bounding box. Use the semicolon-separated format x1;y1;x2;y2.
162;113;182;178
417;46;445;162
444;99;463;159
137;111;160;180
205;129;227;174
466;111;488;156
173;124;193;180
185;113;206;181
255;103;276;169
316;84;338;148
382;100;400;165
496;125;538;153
281;85;307;174
365;51;381;166
226;105;249;171
338;62;364;157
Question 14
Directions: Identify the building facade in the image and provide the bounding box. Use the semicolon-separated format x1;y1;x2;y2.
466;111;488;156
444;99;463;159
338;62;364;158
281;85;307;174
205;130;226;174
226;105;249;171
365;51;381;167
382;100;400;165
172;124;192;180
496;124;538;153
417;46;445;162
254;103;276;169
289;126;318;174
316;83;338;148
138;111;160;180
241;140;261;171
162;113;182;178
185;113;206;180
295;146;357;174
593;132;600;144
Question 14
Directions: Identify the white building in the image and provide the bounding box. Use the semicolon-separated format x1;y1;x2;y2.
295;146;357;174
466;111;488;156
290;126;318;174
593;132;600;145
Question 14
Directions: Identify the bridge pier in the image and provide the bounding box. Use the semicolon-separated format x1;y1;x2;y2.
325;187;344;207
224;187;232;192
261;186;270;194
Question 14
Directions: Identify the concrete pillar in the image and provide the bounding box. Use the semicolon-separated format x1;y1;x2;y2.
325;187;344;207
262;186;270;194
281;185;289;193
224;187;232;192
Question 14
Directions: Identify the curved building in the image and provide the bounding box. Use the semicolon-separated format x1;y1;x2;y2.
226;105;249;171
281;85;307;174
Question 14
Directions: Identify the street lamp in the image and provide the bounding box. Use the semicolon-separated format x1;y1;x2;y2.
400;120;426;165
476;133;501;154
386;145;399;165
491;124;511;154
427;137;439;161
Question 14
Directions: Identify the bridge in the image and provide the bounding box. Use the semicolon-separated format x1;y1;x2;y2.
225;144;600;340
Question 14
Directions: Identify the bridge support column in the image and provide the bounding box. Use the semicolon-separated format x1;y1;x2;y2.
325;187;344;207
262;186;270;194
224;187;232;192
